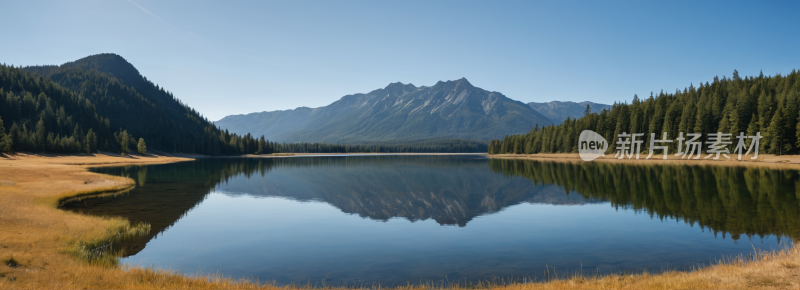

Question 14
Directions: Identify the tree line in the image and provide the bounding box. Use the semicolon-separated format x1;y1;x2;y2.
205;136;487;154
489;69;800;156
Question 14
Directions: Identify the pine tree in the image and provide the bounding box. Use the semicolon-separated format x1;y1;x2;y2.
0;116;9;153
35;117;46;151
757;91;774;128
796;110;800;149
647;103;662;138
513;136;522;154
677;100;696;137
747;114;759;149
86;129;97;153
630;107;642;137
119;130;129;155
137;138;147;155
45;132;53;152
584;104;591;116
501;135;511;154
784;91;798;152
9;123;20;152
256;136;266;154
717;111;731;138
694;100;711;136
727;107;742;137
767;105;786;155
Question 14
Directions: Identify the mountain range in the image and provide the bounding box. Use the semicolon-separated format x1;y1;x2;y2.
216;79;576;142
2;53;611;154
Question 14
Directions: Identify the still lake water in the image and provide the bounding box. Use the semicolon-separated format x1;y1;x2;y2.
64;155;799;285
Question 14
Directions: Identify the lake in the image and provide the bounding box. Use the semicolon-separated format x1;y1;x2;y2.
62;155;799;286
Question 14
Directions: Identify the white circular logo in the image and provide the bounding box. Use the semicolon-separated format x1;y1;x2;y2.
578;130;608;161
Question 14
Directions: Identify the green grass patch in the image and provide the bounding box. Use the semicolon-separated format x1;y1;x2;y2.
62;220;151;267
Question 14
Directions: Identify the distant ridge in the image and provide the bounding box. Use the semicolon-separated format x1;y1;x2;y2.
527;101;612;123
216;78;554;142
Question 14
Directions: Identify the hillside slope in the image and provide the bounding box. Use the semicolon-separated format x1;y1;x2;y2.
1;53;258;155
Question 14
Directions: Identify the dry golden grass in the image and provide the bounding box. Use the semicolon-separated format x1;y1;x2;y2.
0;153;799;289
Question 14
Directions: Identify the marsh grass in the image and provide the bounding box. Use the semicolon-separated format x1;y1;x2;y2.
55;185;134;207
46;178;135;208
62;219;151;267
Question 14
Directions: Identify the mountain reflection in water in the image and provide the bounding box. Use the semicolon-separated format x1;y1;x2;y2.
65;156;604;255
60;155;798;285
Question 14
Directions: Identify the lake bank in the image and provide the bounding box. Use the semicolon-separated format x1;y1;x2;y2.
1;153;799;289
488;152;800;169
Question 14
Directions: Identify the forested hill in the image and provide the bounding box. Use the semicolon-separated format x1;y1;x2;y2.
21;54;220;153
0;54;272;155
215;78;554;142
490;70;800;155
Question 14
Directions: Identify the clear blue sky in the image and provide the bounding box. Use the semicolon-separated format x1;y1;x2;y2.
2;1;798;121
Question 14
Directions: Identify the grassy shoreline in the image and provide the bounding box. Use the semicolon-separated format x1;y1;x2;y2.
1;153;799;289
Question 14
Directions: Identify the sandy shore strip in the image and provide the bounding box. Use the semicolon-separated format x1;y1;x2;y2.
488;152;800;169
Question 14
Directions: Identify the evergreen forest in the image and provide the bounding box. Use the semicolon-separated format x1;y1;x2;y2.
489;70;800;156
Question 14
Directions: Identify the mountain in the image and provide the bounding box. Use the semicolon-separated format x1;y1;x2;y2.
527;101;611;123
1;53;262;155
21;54;220;153
216;78;554;142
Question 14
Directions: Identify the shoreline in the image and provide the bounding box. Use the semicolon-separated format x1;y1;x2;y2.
487;152;800;169
1;153;799;289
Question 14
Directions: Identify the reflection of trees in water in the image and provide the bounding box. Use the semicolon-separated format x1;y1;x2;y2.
66;156;599;255
65;156;533;254
490;159;800;240
64;156;800;256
